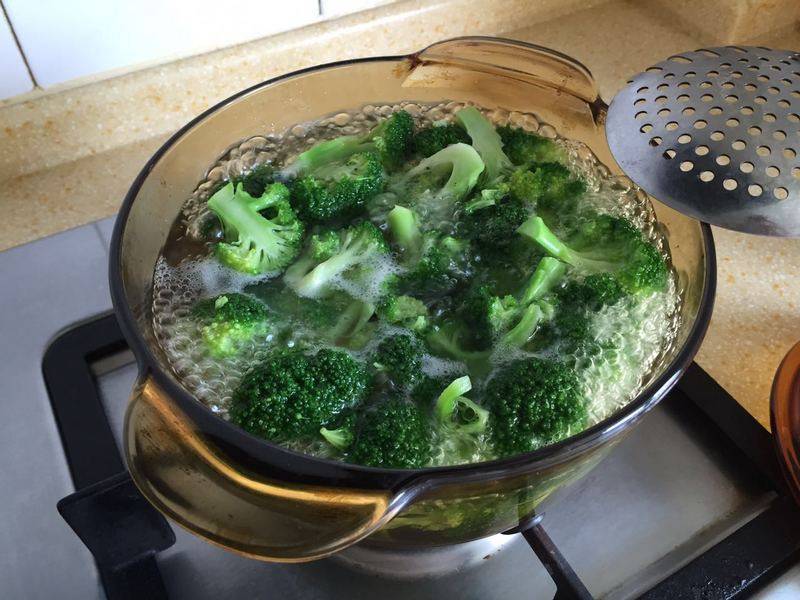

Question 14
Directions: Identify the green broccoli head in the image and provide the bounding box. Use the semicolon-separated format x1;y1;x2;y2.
238;162;275;198
283;221;391;299
461;285;518;348
497;125;565;165
191;293;270;357
377;294;429;332
366;110;415;170
396;234;471;297
207;181;304;275
508;162;586;214
372;334;424;390
231;348;369;442
290;151;385;223
460;195;529;254
517;214;668;294
413;123;470;157
349;398;432;468
486;358;587;456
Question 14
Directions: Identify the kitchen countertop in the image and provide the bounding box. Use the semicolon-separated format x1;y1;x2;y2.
0;0;798;429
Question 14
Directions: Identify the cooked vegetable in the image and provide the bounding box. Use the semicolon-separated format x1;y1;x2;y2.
191;293;270;357
158;106;676;469
231;349;369;442
207;181;304;274
350;398;432;468
486;358;587;456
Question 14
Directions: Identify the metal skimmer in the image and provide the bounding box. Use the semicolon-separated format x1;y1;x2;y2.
607;46;800;236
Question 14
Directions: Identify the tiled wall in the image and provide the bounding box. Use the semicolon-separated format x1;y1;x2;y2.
0;0;394;100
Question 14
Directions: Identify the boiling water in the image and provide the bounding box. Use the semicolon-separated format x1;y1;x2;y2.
151;101;680;466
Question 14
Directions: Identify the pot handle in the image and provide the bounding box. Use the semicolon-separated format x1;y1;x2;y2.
124;374;417;562
406;36;603;107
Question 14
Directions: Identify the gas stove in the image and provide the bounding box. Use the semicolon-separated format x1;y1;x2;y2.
3;217;800;599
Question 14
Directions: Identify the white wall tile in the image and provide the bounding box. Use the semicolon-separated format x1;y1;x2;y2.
0;11;33;99
4;0;320;88
320;0;394;17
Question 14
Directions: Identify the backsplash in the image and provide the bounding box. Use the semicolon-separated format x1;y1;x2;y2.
0;0;394;99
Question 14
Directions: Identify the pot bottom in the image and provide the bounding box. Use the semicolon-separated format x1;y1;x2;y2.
330;533;524;579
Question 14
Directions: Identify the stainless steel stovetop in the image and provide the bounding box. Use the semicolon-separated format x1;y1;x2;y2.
2;218;800;599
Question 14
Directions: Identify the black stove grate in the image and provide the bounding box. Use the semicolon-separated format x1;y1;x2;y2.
44;313;800;600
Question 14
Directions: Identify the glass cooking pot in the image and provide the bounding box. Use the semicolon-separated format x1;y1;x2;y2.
110;36;716;563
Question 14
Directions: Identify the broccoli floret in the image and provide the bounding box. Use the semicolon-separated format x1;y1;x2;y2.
283;221;390;299
413;123;470;157
455;106;512;182
460;195;529;254
517;214;668;293
320;411;357;450
463;257;566;348
366;110;415;170
231;349;369;442
497;125;565;165
349;398;432;468
401;143;484;220
283;111;413;177
486;358;587;456
396;234;471;297
207;181;304;274
411;374;451;406
508;162;586;214
376;294;429;332
290;151;385;223
372;334;424;390
547;273;627;353
238;162;275;198
191;293;270;357
434;376;489;435
462;184;509;214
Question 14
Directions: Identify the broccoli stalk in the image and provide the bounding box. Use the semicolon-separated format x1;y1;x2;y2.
283;221;390;299
520;256;567;304
455;106;512;182
327;299;376;348
320;426;353;450
387;204;422;261
207;181;304;274
435;376;489;435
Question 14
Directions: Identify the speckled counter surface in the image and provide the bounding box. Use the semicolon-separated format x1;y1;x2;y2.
0;0;798;428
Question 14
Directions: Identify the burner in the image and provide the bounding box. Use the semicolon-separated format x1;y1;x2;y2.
45;313;800;599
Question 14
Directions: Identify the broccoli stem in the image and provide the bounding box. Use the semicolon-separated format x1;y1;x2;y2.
435;376;489;434
405;143;485;200
517;216;614;272
521;257;567;304
501;303;544;348
328;300;375;345
320;426;353;450
387;205;422;260
455;106;512;182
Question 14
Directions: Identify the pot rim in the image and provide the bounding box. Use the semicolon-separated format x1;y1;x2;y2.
109;36;717;491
